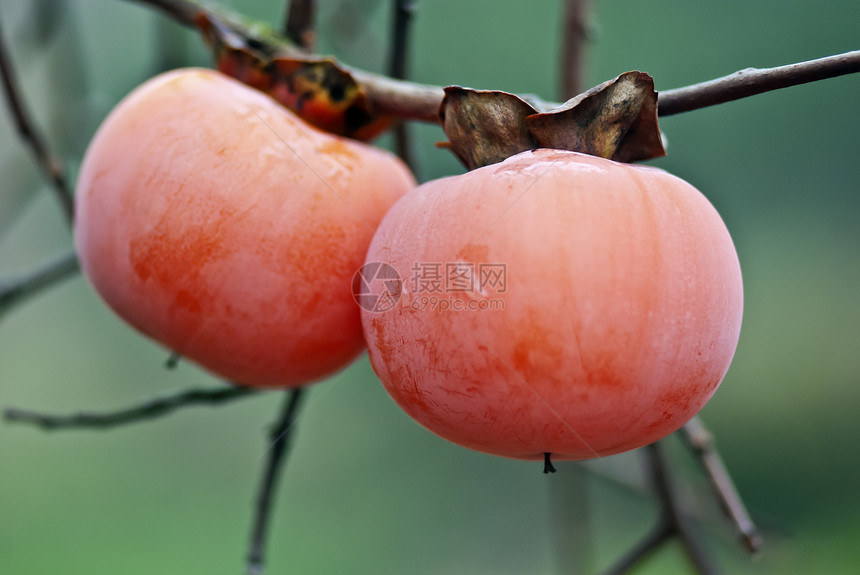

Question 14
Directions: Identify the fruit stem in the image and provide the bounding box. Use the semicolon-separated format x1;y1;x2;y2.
543;452;557;474
165;351;181;369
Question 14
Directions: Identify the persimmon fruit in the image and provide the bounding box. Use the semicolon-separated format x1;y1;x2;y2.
74;68;415;387
362;149;743;461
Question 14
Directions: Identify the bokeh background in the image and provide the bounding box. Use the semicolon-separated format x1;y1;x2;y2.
2;1;859;573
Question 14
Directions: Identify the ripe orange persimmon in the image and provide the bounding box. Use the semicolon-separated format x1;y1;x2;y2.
361;149;742;461
75;68;415;387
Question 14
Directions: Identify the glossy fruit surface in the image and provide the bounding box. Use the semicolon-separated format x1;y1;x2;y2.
362;149;742;460
75;68;415;387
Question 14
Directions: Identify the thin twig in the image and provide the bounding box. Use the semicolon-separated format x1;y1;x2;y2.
388;0;418;173
0;252;80;321
283;0;316;51
0;22;74;223
4;384;259;430
560;0;590;99
681;417;763;553
246;388;306;575
658;50;860;116
600;521;672;575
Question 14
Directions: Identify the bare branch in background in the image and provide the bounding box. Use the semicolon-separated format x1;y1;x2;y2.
681;417;763;553
600;442;721;575
4;384;260;430
284;0;316;51
600;517;672;575
0;252;80;321
560;0;590;99
246;388;306;575
387;0;418;173
658;50;860;116
0;22;74;223
127;0;201;26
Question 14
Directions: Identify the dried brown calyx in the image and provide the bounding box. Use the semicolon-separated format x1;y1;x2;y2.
439;71;666;170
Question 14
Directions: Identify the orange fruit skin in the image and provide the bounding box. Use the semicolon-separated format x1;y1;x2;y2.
362;149;743;460
75;68;415;387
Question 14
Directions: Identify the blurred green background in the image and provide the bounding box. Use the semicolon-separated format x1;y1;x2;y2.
1;1;859;573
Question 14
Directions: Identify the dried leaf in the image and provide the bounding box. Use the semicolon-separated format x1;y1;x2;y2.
267;58;391;140
195;12;390;140
439;87;538;170
527;71;665;163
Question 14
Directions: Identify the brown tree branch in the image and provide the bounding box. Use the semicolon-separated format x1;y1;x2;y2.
0;21;74;223
283;0;316;51
681;417;763;553
361;49;860;122
4;384;259;430
0;252;80;321
560;0;591;99
127;0;860;126
348;67;446;121
246;388;306;575
658;50;860;116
